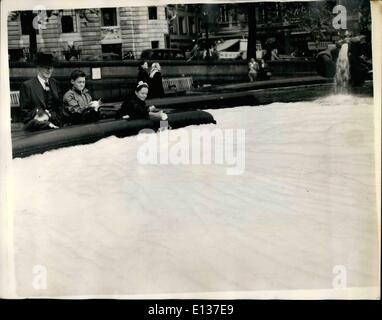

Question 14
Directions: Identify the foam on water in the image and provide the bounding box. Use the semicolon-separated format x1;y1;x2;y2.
11;95;378;296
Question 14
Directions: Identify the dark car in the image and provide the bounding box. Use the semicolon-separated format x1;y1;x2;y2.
86;53;121;61
140;48;186;60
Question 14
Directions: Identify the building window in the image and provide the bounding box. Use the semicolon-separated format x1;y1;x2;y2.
165;34;170;48
188;16;196;34
178;16;187;35
231;8;238;26
220;5;229;23
101;8;117;27
61;10;78;33
148;7;157;20
198;17;203;32
61;16;74;33
151;40;159;49
169;20;177;35
20;11;38;35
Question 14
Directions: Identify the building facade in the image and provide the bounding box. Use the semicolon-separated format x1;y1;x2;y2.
192;0;370;57
7;1;371;62
166;4;200;50
8;6;169;61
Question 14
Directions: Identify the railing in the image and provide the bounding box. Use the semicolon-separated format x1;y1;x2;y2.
162;77;193;94
10;91;20;107
219;52;242;60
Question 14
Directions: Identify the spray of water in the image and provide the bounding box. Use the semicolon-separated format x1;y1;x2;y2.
335;43;350;93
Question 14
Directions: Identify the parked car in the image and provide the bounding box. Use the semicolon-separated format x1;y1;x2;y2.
140;48;186;60
87;53;121;61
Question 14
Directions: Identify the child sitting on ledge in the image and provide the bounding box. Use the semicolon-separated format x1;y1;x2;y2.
63;69;101;125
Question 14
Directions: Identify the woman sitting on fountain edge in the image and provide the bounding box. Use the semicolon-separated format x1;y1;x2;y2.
117;81;168;121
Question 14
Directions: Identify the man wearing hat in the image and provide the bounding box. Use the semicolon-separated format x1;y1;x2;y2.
19;53;63;131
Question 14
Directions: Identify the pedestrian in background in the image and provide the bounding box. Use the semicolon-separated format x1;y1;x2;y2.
187;43;200;61
271;48;280;60
248;58;259;82
137;60;150;86
124;51;135;60
148;62;165;99
201;49;207;60
211;44;220;60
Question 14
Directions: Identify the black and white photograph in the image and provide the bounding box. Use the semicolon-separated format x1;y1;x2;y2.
0;0;380;300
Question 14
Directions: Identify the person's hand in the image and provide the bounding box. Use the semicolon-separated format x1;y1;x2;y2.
149;105;157;112
89;100;101;111
159;111;168;121
122;115;130;120
89;101;99;110
48;122;59;129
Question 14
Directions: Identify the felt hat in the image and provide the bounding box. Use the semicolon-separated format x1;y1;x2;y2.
34;53;55;67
